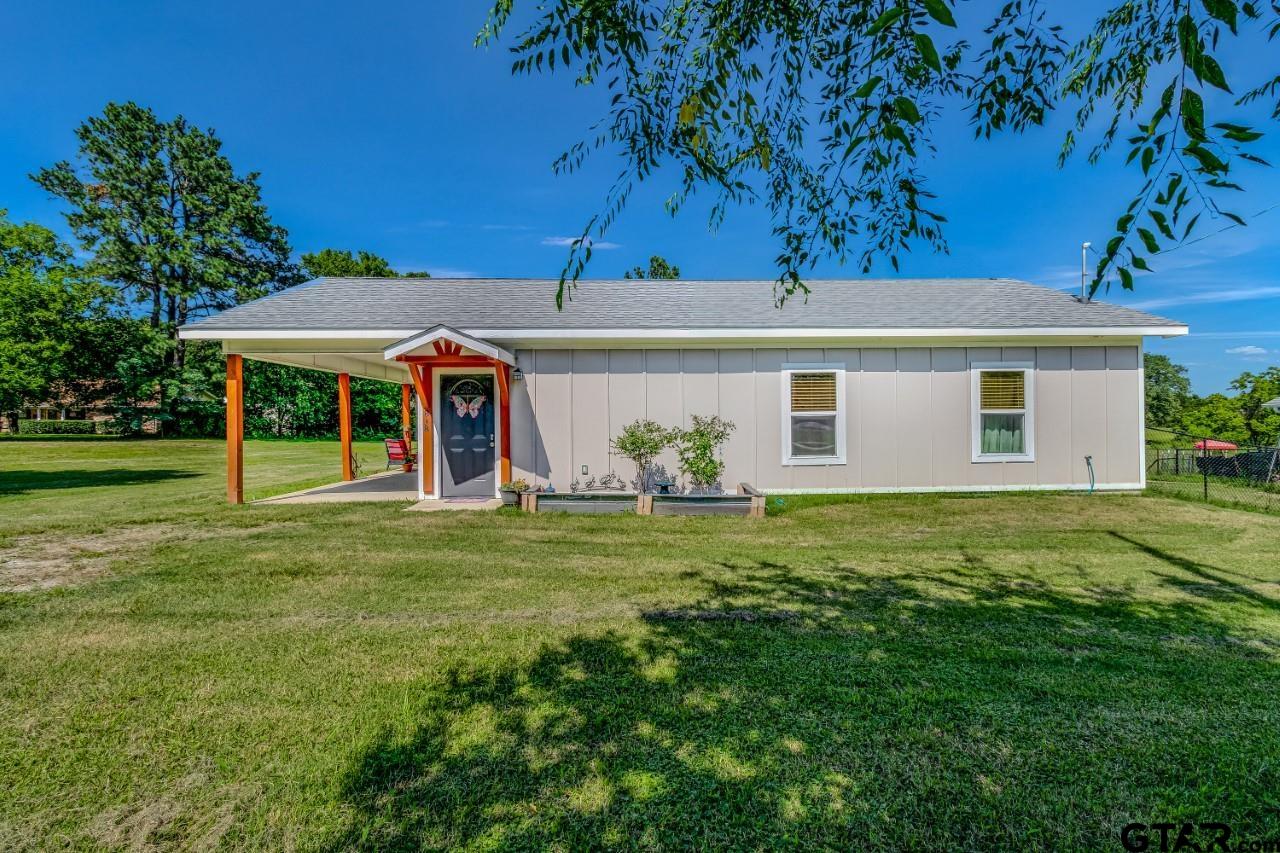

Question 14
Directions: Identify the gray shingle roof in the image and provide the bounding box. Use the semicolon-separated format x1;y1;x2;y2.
180;277;1184;333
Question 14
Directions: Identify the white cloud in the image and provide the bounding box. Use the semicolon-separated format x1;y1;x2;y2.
1127;286;1280;311
1031;264;1084;291
388;264;476;278
1226;345;1268;356
541;235;621;250
421;267;477;278
1192;330;1280;339
480;223;533;231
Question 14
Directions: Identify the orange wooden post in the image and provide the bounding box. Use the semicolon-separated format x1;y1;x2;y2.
407;364;434;494
337;372;354;481
497;362;512;485
226;354;244;504
400;383;414;472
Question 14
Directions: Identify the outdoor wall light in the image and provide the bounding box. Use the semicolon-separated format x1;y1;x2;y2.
512;367;524;381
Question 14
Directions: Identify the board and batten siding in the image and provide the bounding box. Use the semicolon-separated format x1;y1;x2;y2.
508;345;1143;493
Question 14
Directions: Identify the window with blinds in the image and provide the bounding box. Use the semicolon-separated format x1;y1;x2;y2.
785;368;843;462
974;366;1032;459
790;372;838;412
979;371;1025;409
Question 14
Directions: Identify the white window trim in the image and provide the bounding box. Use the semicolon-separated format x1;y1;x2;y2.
781;363;847;466
971;361;1035;463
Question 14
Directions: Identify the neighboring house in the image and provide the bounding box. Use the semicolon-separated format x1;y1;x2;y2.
179;277;1187;503
2;383;158;435
4;396;109;434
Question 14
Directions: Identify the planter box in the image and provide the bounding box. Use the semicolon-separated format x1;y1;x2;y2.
651;494;756;516
521;484;765;518
525;493;637;514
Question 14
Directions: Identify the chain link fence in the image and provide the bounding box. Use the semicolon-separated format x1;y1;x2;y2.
1146;427;1280;513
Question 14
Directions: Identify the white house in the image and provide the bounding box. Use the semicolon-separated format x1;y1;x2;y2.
178;277;1187;502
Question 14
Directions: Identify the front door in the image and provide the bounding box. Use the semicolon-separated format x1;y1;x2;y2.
440;374;496;497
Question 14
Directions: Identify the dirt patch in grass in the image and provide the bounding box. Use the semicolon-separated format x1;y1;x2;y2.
0;523;288;592
87;768;251;852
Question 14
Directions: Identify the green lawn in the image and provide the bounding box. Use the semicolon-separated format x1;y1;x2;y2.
2;440;1280;850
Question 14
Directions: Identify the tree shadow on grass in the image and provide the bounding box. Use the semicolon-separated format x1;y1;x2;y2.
0;468;198;495
328;559;1280;851
1109;531;1280;614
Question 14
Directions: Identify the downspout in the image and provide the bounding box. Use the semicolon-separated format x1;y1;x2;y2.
1085;455;1095;494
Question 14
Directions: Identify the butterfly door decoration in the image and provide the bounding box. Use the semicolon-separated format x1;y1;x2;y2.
447;379;488;419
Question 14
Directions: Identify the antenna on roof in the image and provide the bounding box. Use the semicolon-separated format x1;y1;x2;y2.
1079;242;1091;303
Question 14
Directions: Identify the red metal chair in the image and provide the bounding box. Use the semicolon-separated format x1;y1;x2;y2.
384;438;415;470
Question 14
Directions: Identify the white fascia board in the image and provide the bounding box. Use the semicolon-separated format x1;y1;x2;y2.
181;324;1188;343
383;324;517;364
180;328;418;340
468;325;1189;340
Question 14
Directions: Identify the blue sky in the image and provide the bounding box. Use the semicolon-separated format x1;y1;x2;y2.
2;1;1278;394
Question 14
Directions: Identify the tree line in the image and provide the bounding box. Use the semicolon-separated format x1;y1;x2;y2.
0;102;436;438
1;102;682;439
1144;354;1280;447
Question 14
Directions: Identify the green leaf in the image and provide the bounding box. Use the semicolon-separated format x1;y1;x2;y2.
1150;209;1176;240
1199;0;1239;32
883;123;915;155
1138;227;1161;253
1199;55;1231;92
1177;15;1201;68
922;0;957;27
1221;210;1247;226
866;6;904;36
894;97;922;124
1118;267;1134;290
914;33;942;72
1184;143;1228;173
1131;255;1153;272
1180;88;1206;141
1223;127;1263;142
852;76;883;98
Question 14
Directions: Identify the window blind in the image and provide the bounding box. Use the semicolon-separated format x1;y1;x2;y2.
980;371;1025;409
790;372;837;412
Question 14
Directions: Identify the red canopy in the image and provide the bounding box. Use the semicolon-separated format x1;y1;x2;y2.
1194;439;1238;451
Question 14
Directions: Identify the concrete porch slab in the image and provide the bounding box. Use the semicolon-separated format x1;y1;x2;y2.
407;497;504;512
254;470;418;504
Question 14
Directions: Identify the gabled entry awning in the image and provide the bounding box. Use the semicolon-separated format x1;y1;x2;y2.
383;325;516;364
381;324;516;500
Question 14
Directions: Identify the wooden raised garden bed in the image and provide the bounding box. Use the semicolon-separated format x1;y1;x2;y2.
522;493;637;514
650;494;756;516
521;484;765;518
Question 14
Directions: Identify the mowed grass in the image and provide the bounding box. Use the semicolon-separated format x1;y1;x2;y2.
2;440;1280;850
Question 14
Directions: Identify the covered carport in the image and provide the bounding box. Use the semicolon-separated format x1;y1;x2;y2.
181;324;514;504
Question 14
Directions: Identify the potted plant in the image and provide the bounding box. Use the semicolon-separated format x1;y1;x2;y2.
499;478;530;506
